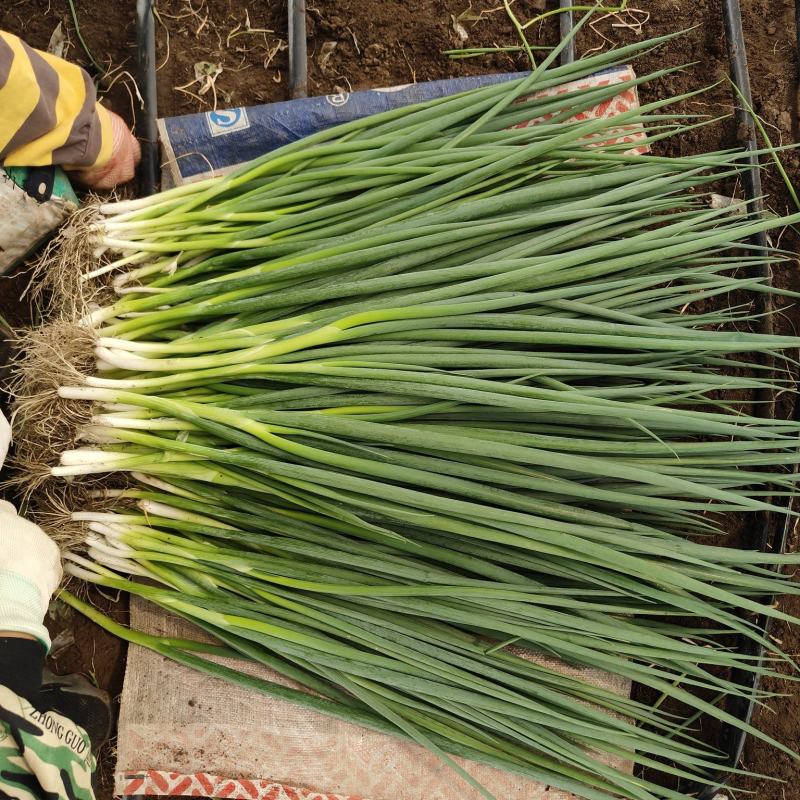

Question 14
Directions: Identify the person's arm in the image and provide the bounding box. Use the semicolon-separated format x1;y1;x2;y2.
0;30;140;189
0;416;48;696
0;435;97;798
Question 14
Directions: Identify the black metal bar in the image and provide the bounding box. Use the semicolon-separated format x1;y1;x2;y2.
696;3;782;797
558;0;575;65
135;0;159;196
796;0;800;94
721;0;771;330
288;0;308;99
696;473;792;800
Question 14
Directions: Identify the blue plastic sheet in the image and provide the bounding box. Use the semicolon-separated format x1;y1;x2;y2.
158;73;526;185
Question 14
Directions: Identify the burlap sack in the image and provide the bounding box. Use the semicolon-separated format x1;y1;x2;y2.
116;597;631;800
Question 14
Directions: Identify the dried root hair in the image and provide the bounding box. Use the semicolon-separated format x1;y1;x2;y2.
24;199;116;318
3;320;97;502
25;473;134;550
28;479;100;549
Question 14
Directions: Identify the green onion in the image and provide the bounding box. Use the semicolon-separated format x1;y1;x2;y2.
12;24;800;800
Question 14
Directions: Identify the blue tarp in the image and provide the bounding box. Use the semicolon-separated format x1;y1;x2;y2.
158;73;526;184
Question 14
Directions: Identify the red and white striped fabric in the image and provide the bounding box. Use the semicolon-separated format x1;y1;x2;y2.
121;770;359;800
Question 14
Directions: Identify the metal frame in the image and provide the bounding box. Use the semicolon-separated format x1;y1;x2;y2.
558;0;575;64
135;0;159;196
288;0;309;99
696;4;787;791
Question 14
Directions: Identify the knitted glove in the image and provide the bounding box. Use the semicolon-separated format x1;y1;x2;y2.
75;111;141;190
0;500;62;649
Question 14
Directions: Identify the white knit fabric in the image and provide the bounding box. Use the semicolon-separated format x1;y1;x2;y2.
0;500;62;648
0;411;9;470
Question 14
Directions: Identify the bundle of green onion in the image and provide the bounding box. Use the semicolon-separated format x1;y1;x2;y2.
19;23;800;800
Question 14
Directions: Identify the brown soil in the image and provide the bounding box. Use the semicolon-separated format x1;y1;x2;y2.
152;1;289;116
0;1;799;799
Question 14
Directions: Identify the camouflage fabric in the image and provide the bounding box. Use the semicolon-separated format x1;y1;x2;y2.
0;684;94;799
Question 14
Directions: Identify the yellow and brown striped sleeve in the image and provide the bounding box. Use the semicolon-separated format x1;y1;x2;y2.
0;30;114;170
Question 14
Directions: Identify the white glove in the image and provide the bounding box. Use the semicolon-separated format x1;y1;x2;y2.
0;411;9;471
0;500;62;649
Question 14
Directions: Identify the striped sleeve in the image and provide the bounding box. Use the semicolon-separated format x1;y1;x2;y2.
0;31;113;170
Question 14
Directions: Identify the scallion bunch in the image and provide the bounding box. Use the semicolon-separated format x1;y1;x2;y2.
18;22;800;800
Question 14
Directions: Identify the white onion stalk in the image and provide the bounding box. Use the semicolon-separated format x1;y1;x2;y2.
138;499;237;529
86;521;131;539
91;415;193;431
60;449;135;466
131;472;206;501
86;534;134;558
76;426;124;444
63;550;149;580
72;511;145;525
86;547;149;577
97;403;151;413
87;489;129;500
81;251;152;283
94;359;118;373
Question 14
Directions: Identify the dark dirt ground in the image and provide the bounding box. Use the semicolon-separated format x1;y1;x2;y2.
0;1;799;799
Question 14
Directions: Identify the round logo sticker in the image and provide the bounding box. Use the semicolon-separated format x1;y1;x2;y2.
209;108;243;128
326;92;350;107
206;108;249;136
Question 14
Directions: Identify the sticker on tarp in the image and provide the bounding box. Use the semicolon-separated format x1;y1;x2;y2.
206;107;250;136
158;66;642;187
325;91;351;107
